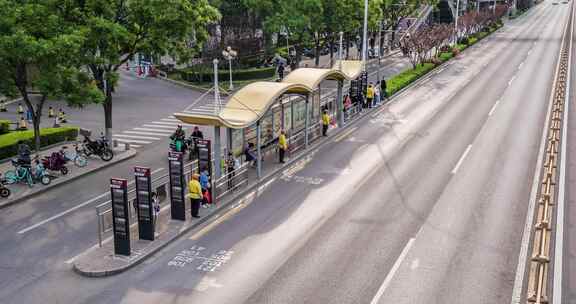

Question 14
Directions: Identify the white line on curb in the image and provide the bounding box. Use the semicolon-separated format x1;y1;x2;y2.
451;145;472;174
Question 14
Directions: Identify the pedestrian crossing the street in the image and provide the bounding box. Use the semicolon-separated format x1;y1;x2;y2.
112;116;194;149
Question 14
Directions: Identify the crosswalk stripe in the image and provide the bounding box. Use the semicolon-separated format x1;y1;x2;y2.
123;131;170;137
161;118;181;122
152;121;182;125
132;127;174;134
113;134;161;140
114;138;152;144
130;144;142;148
143;124;183;129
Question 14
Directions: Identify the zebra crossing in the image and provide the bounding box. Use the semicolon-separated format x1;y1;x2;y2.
112;116;193;148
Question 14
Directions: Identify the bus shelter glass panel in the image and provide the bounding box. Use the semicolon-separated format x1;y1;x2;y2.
313;89;321;122
293;97;306;132
273;106;282;136
245;124;257;147
283;98;292;132
261;113;274;144
231;128;243;157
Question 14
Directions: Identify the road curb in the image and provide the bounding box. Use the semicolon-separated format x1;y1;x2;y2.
0;149;138;210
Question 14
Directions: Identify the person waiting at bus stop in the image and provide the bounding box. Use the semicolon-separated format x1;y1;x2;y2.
188;174;202;218
322;110;330;136
278;130;287;164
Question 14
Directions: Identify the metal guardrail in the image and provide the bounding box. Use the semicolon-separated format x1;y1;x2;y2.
525;13;571;304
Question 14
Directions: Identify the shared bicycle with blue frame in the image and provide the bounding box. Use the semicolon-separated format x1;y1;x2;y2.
4;158;51;187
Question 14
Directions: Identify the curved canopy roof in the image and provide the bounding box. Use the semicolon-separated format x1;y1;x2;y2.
282;68;347;90
174;61;362;129
174;81;311;129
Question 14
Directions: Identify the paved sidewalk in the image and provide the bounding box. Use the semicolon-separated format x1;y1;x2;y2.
0;143;137;210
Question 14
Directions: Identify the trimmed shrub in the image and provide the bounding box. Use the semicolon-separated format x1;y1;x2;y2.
0;120;11;135
180;66;276;83
439;52;454;62
386;63;436;96
0;127;78;160
458;37;469;45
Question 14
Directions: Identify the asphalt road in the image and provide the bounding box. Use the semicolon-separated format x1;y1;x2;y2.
0;2;567;303
0;32;412;304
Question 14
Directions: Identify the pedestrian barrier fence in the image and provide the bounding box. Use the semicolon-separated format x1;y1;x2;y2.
95;157;250;247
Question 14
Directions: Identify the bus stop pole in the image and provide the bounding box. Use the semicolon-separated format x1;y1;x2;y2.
256;122;262;178
337;80;344;127
213;126;222;178
305;95;309;148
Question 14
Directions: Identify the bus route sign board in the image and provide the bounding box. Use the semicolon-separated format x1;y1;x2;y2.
134;166;154;241
168;152;186;221
196;139;212;178
110;178;130;256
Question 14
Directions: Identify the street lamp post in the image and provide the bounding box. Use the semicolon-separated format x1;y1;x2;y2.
362;0;369;71
213;59;221;113
339;31;344;70
377;21;382;83
222;46;237;91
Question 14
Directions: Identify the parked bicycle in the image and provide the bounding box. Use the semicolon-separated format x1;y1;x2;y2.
5;157;50;186
63;144;88;167
0;174;11;198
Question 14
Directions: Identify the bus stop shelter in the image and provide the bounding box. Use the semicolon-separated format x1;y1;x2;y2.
174;60;362;179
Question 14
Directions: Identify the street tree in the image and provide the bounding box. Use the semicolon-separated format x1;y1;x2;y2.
0;0;103;152
62;0;220;140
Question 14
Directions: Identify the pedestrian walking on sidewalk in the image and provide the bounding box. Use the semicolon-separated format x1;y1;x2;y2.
278;63;285;80
380;78;387;101
322;110;330;136
48;106;55;118
17;103;24;115
366;83;374;108
188;174;202;218
278;130;287;164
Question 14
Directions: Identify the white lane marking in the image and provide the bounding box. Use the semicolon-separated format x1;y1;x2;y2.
17;193;109;234
113;138;152;144
113;134;161;140
161;118;181;122
451;145;472;174
370;238;415;304
130;144;142;148
20;168;165;235
489;99;501;116
508;75;517;86
554;3;573;302
143;124;182;129
528;48;533;55
518;61;525;70
132;127;174;134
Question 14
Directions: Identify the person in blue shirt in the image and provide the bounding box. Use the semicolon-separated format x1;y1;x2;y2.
199;167;211;208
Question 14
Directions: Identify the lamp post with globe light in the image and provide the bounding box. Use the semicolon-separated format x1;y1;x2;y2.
222;46;238;91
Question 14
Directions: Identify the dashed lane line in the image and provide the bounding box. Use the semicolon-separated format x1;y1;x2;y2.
451;144;472;174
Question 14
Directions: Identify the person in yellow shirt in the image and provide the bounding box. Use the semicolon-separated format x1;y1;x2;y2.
188;174;202;218
322;110;330;136
366;83;374;109
18;116;27;130
278;130;288;164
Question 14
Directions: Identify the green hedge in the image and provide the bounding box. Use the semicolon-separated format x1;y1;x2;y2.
386;63;436;96
180;66;276;83
0;127;78;160
0;120;10;135
439;52;454;62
